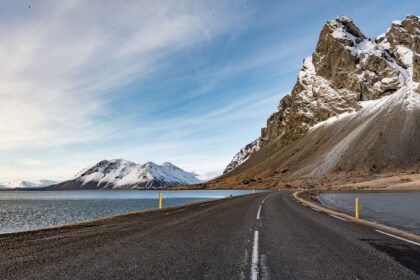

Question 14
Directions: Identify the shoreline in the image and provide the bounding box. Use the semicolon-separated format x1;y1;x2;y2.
0;193;253;238
2;188;418;238
294;189;420;243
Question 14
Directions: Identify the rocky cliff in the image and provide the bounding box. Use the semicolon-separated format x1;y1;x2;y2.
224;15;420;176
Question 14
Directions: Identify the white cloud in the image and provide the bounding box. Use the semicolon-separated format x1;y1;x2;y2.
0;0;244;150
19;159;43;167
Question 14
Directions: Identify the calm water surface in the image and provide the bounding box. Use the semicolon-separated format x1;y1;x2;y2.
318;192;420;234
0;190;258;234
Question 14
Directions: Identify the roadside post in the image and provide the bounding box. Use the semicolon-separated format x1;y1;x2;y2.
355;198;359;219
158;192;163;209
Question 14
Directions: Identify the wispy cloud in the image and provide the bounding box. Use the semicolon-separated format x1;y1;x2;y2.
0;85;282;181
0;0;244;150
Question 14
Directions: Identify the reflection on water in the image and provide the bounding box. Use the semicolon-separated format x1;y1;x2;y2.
318;192;420;234
0;190;258;234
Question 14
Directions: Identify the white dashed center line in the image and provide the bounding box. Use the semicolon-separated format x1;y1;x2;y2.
256;205;262;220
250;230;259;280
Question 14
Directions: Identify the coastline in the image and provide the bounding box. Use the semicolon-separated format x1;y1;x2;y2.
0;193;249;238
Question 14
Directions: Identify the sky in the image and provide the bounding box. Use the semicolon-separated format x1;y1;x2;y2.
0;0;419;182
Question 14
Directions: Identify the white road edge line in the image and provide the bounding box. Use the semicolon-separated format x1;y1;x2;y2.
329;214;348;222
251;230;259;280
375;230;420;247
165;209;186;215
256;205;262;220
311;208;320;212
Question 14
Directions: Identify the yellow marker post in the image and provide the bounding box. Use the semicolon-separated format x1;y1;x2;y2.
355;198;359;219
158;192;163;209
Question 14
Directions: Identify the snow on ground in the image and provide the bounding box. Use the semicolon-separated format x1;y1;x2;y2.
395;45;414;67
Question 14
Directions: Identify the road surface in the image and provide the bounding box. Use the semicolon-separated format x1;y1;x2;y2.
0;191;419;279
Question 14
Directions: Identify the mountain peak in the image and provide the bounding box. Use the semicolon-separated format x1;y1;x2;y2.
143;161;158;167
324;16;366;44
402;14;419;24
162;162;177;168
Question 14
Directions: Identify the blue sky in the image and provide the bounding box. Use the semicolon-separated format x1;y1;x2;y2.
0;0;418;181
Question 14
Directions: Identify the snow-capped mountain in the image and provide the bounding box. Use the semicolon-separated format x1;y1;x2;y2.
0;179;57;189
49;159;202;190
223;15;420;177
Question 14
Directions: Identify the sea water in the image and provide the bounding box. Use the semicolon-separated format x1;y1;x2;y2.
0;190;258;234
318;192;420;234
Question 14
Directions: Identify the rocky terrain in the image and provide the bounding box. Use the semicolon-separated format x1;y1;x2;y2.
219;15;420;187
48;159;201;190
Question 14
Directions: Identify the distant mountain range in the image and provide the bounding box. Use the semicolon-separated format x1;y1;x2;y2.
221;15;420;182
0;179;57;189
48;159;202;190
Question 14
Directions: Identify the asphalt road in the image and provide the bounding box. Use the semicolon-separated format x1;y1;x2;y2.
0;191;419;279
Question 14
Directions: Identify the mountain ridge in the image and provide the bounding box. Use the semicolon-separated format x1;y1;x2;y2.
0;179;57;189
49;159;201;190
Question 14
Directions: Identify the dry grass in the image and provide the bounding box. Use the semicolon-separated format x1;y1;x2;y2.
170;166;420;191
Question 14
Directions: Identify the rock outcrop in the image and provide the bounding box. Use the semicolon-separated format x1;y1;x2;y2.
224;15;420;175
